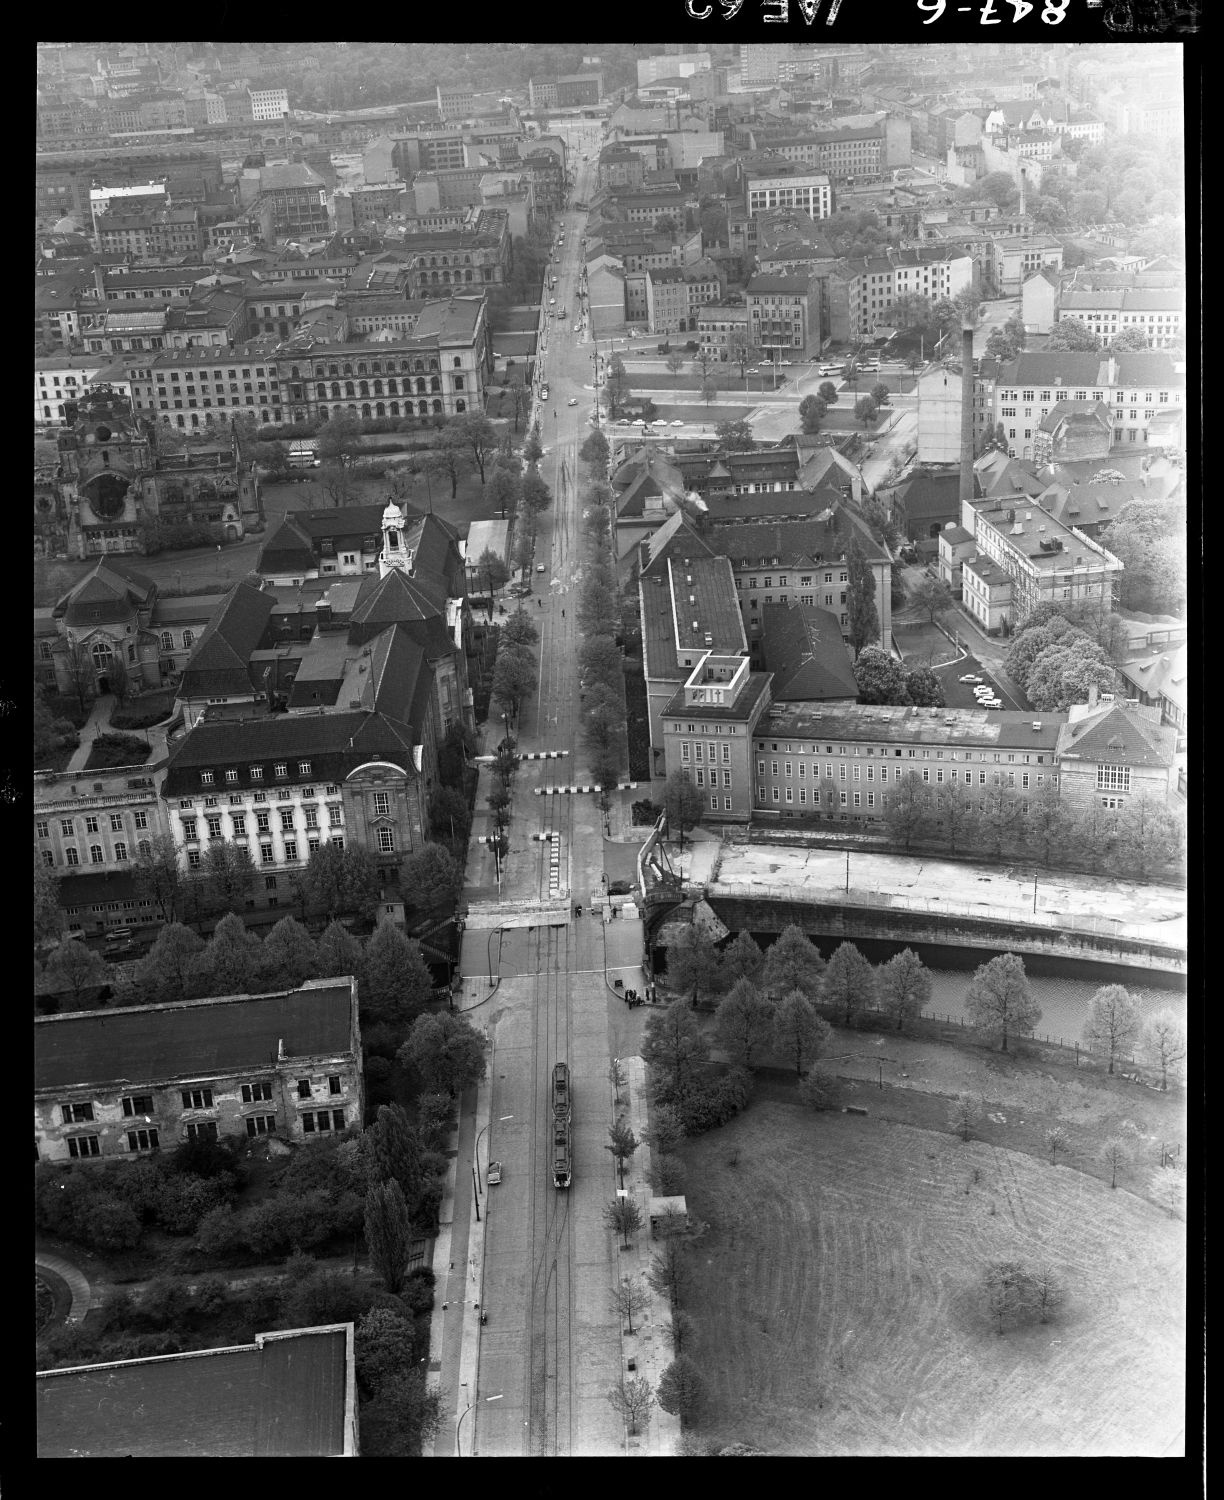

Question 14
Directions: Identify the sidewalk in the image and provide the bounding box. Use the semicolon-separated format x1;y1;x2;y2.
35;1249;92;1323
64;694;116;773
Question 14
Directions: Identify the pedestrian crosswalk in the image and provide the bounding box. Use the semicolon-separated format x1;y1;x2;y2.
518;751;569;760
533;783;641;795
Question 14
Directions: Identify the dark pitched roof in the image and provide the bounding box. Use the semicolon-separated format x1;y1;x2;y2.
37;1326;353;1457
257;514;317;575
638;514;715;578
161;710;420;797
35;981;355;1095
1057;701;1177;770
711;505;889;568
55;558;156;625
348;566;447;637
178;578;276;698
761;603;858;701
880;468;961;521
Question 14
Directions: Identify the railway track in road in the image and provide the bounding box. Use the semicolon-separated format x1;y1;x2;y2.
523;922;576;1455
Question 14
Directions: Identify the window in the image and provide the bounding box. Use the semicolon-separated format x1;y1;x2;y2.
250;766;263;781
232;813;247;837
181;1088;214;1110
297;1079;312;1099
206;816;222;839
68;1136;100;1159
328;1076;342;1097
246;1116;277;1137
260;843;274;864
279;810;295;832
127;1128;159;1152
242;1081;273;1103
373;791;390;817
186;1121;218;1141
134;811;148;830
1097;764;1131;793
61;1102;95;1124
274;762;288;779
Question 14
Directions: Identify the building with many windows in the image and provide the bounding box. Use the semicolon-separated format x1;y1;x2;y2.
248;86;289;122
746;704;1062;822
745;166;832;220
1056;287;1184;349
644;258;725;335
744;273;822;361
1054;690;1179;809
34;977;364;1163
990;350;1186;458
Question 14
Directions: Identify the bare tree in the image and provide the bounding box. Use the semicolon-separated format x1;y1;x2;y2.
608;1058;627;1104
607;1376;656;1436
984;1260;1028;1336
1027;1262;1065;1324
948;1092;984;1143
1083;984;1140;1074
604;1195;643;1250
1102;1136;1131;1190
667;1307;697;1356
1045;1123;1070;1165
1149;1163;1186;1218
647;1231;690;1309
1143;1009;1187;1092
611;1273;649;1334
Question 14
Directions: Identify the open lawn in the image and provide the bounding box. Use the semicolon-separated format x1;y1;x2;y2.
681;1101;1184;1456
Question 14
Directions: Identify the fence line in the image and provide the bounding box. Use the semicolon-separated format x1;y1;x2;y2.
709;881;1185;955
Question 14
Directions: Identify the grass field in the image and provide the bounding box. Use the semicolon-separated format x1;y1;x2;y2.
681;1101;1185;1456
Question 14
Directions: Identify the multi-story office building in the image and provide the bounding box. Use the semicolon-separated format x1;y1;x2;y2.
248;87;289;122
745;167;832;220
644;259;725;335
35;978;364;1162
745;273;822;360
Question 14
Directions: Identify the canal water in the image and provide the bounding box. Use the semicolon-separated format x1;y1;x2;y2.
749;932;1187;1054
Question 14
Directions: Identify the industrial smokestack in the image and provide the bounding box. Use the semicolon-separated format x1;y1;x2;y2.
1019;165;1026;220
959;319;976;512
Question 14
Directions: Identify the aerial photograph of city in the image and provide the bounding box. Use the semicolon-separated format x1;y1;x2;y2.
34;37;1191;1459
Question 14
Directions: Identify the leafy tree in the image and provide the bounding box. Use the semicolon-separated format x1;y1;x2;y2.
436;723;475;790
820;941;876;1026
798;394;826;434
853;645;911;705
34;856;63;947
714;979;776;1069
608;1376;656;1436
773;990;831;1077
818;381;839;405
398;843;461;912
1101;499;1185;615
714;418;755;452
910;574;954;624
491;643;538;722
43;936;108;1007
642;1000;710;1106
361;922;433;1029
187;912;262;997
721;931;764;989
904;666;945;708
449;412;497;484
475;547;510;597
1046;317;1101;352
580;429;610;471
1045;1123;1070;1166
665;925;722;1009
1107;326;1149;353
964;952;1041;1052
845;536;880;658
884;770;934;852
315;410;363;463
1143;1008;1186;1092
877;948;931;1032
1102;1137;1131;1190
762;924;825;1002
523;423;544;466
1025;638;1114;713
648;1153;689;1197
1022;782;1075;868
643;1102;686;1159
315;912;363;984
948;1091;984;1143
646;1224;692;1307
131;834;185;924
603;1195;643;1249
197;840;256;915
520;465;553;520
612;1273;649;1333
485;465;522;520
663;769;704;852
360;1367;443;1457
606;1120;639;1188
398;1012;487;1098
854;395;879;428
1111;797;1183;882
657;1355;709;1423
579;635;622;692
428;787;470;847
368;1104;423;1208
258;916;318;990
1083;985;1139;1075
931;781;980;855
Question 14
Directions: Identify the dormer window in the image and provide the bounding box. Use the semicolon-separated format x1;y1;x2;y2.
298;762;311;776
250;766;263;780
200;771;214;785
274;762;288;778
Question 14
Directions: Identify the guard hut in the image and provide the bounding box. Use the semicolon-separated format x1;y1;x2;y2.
648;1195;689;1238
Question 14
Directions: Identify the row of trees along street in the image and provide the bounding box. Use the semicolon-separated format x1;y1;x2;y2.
658;922;1186;1081
576;428;630;802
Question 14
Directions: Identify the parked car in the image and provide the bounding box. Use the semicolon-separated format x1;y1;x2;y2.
670;419;684;427
536;563;547;573
487;1160;503;1185
959;673;981;683
568;397;579;406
